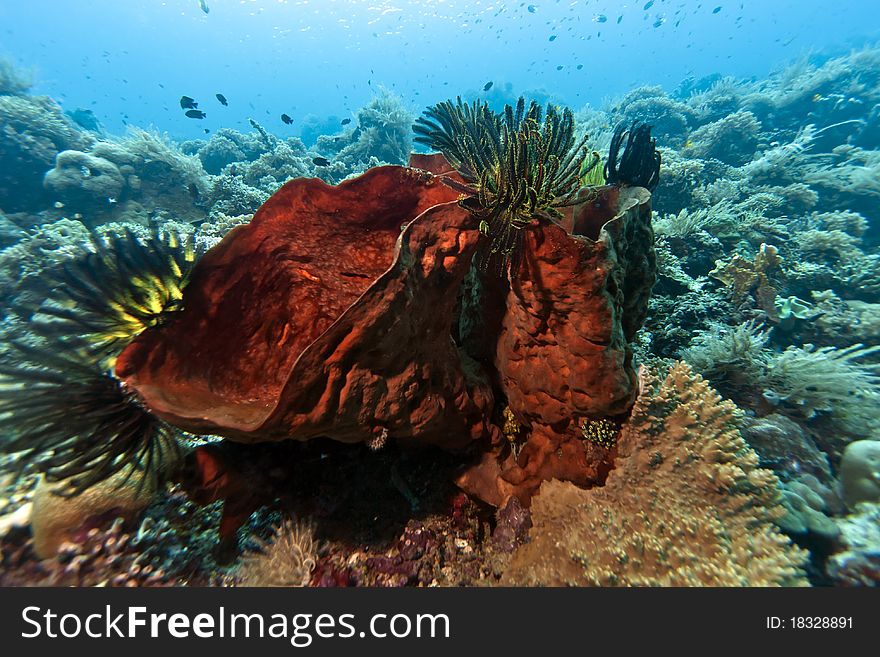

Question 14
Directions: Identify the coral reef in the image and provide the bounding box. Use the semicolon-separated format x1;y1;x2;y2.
0;57;33;96
0;94;91;212
684;110;761;166
501;363;808;586
43;129;211;225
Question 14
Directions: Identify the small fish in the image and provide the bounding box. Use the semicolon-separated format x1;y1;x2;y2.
204;128;210;133
53;201;64;209
215;93;228;106
179;95;198;109
576;64;583;70
527;4;536;13
185;109;206;119
313;157;331;167
594;14;607;23
341;118;351;125
198;0;209;14
812;93;823;102
548;34;557;41
653;17;664;27
713;6;722;13
617;15;623;24
281;113;293;124
483;81;493;91
643;0;654;9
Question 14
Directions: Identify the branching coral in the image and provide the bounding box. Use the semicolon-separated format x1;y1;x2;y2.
502;362;808;586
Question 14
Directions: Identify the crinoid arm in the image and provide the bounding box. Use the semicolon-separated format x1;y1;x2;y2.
604;120;661;192
0;226;199;496
0;338;179;497
414;96;591;275
22;226;200;361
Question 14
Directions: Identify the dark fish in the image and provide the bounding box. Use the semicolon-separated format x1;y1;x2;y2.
215;93;228;106
185;109;206;119
643;1;654;9
713;5;722;13
179;95;198;109
483;81;493;91
556;65;563;70
341;118;351;125
312;157;331;167
204;128;210;134
281;113;293;124
548;34;557;41
617;15;623;23
527;4;536;12
576;64;583;70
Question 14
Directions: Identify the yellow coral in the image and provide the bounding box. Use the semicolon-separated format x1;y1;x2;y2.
502;362;808;586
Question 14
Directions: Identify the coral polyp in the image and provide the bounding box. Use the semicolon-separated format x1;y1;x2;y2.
414;96;595;272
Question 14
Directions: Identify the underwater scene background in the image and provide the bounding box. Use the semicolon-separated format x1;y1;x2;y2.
0;0;878;587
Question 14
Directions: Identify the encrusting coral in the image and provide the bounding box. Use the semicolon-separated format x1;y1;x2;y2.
501;362;808;586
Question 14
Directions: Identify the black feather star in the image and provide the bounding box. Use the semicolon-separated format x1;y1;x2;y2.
604;120;661;192
0;226;201;495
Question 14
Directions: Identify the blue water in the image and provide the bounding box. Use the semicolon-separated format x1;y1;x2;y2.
2;0;877;138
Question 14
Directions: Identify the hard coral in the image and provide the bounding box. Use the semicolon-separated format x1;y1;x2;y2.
502;362;808;586
0;94;91;212
710;242;781;317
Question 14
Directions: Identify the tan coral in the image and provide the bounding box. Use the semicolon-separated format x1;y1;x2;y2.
501;362;808;586
710;242;781;318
